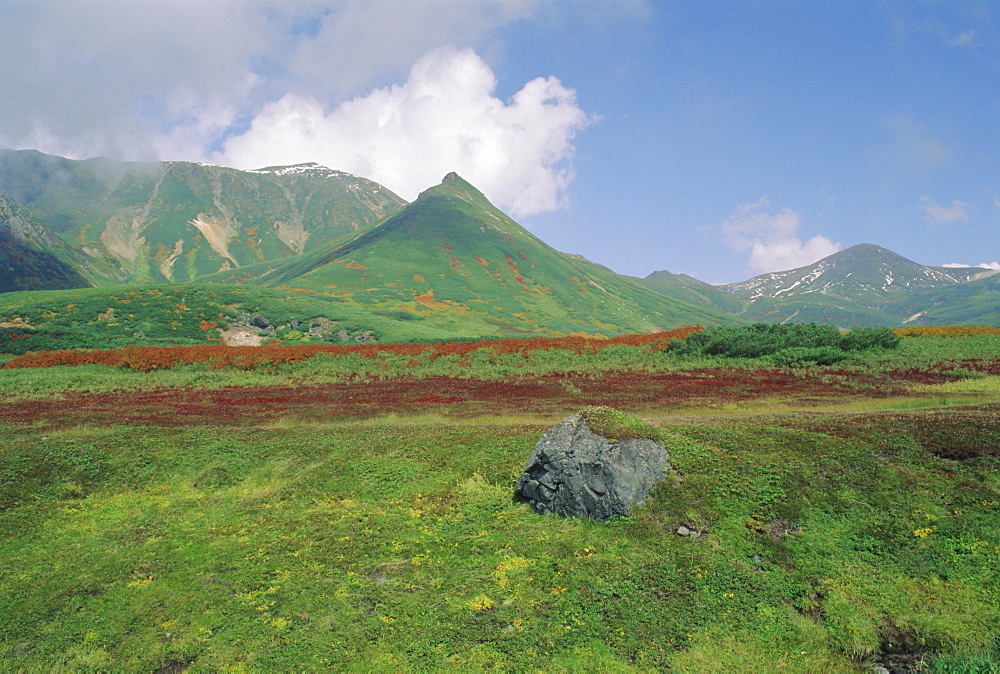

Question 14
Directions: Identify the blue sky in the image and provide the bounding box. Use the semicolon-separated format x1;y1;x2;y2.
1;0;997;283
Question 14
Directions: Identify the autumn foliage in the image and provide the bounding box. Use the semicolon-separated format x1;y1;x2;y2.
895;325;1000;338
0;327;703;372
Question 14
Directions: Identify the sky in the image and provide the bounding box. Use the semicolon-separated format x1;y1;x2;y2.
1;0;998;283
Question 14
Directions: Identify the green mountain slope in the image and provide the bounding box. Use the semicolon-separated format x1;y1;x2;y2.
0;283;463;353
254;173;735;337
0;150;405;286
717;244;999;327
642;269;751;315
0;195;89;293
897;274;1000;326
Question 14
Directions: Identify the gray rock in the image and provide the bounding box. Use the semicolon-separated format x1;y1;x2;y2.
309;317;335;337
514;414;670;520
250;314;270;329
676;525;692;537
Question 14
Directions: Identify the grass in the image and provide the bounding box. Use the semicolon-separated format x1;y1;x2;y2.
1;333;999;670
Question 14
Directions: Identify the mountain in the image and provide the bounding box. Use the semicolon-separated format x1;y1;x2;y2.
2;149;996;338
714;244;998;326
721;244;993;300
642;269;751;316
0;149;405;286
246;173;735;337
0;195;89;293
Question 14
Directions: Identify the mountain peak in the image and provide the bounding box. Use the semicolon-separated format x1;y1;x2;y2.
415;172;489;206
721;242;992;303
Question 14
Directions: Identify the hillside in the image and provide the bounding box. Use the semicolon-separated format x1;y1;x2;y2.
1;149;996;337
250;173;735;337
642;269;751;316
0;150;405;286
0;196;89;293
0;283;465;354
712;244;999;327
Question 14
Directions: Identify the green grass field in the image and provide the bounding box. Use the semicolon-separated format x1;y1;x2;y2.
2;332;999;671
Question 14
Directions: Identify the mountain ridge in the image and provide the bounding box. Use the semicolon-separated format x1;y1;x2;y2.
253;171;734;336
0;149;997;334
0;149;406;286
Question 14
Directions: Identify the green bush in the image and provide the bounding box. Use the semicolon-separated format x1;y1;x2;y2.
669;323;901;362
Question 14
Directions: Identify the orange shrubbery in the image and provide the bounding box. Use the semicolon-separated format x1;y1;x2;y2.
895;325;1000;338
0;327;703;372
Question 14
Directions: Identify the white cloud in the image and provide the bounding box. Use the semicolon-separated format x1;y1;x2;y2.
0;1;272;160
918;196;971;226
0;2;620;216
721;197;841;274
897;15;978;47
943;261;1000;271
0;1;548;162
879;116;951;172
214;46;593;217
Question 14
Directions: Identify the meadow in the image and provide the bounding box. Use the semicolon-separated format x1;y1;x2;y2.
1;325;999;671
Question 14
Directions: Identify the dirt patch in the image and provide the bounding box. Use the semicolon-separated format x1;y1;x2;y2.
0;318;36;329
219;326;262;346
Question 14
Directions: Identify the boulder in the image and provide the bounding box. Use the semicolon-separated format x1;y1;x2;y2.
514;413;670;520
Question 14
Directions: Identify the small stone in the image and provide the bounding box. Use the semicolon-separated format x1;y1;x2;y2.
676;525;692;537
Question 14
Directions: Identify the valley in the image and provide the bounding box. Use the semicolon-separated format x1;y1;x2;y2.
1;150;999;671
1;327;999;670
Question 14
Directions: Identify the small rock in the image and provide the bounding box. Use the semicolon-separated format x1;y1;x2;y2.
676;525;692;537
250;314;270;329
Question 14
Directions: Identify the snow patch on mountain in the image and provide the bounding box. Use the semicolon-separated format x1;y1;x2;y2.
249;162;353;178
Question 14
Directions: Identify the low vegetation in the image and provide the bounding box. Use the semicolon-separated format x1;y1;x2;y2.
1;326;999;670
668;323;901;366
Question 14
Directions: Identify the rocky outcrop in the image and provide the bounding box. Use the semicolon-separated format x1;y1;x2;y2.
514;414;670;520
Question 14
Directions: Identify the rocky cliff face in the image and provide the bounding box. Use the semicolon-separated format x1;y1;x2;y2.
0;196;89;292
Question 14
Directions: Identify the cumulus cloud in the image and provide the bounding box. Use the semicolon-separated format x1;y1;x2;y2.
721;197;841;274
0;1;271;160
919;196;971;226
0;1;610;216
214;46;593;217
0;1;547;161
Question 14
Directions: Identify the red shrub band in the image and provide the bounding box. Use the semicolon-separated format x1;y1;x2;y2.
0;327;703;371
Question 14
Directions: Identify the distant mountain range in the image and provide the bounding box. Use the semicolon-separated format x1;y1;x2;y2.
0;149;997;338
0;149;403;286
711;244;997;326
